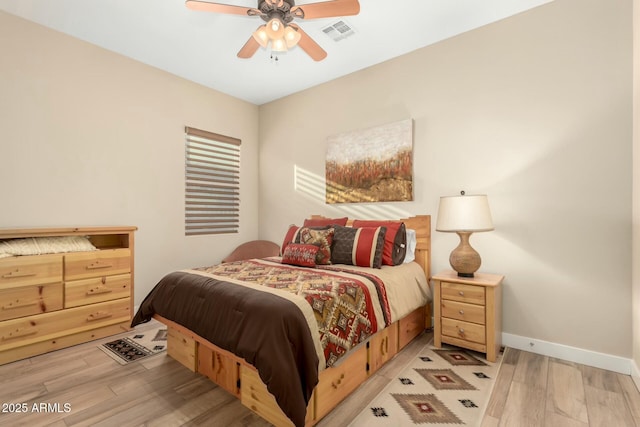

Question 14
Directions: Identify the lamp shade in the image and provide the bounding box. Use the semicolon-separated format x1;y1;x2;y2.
252;25;269;48
436;194;494;232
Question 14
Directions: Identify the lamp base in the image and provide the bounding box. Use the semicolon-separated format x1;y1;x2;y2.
457;272;475;278
449;231;481;278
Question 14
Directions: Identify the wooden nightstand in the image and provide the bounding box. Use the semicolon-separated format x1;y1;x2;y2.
432;270;503;362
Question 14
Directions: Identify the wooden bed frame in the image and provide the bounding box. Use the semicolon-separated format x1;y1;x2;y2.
155;215;432;427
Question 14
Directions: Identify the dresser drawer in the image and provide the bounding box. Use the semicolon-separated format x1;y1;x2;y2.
441;300;485;325
65;274;131;308
441;282;485;305
0;298;130;352
441;318;486;344
64;249;131;281
0;254;62;288
0;282;63;321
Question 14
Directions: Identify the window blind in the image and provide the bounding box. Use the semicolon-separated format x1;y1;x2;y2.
185;127;241;236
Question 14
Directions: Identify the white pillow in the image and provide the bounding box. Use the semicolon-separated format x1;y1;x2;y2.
403;228;417;263
0;236;97;257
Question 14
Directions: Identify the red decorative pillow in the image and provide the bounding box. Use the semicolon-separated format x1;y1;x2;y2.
281;224;300;255
298;227;334;265
331;225;387;268
281;243;318;267
352;220;406;266
303;217;348;227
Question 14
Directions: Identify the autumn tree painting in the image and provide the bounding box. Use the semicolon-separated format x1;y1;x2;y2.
326;119;413;204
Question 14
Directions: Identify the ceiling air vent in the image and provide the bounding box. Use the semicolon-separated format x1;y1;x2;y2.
321;20;355;42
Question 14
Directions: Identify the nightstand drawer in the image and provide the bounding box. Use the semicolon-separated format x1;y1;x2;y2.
441;282;485;305
441;300;485;325
441;318;486;344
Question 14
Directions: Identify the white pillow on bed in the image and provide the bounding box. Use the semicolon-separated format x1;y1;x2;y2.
403;228;417;263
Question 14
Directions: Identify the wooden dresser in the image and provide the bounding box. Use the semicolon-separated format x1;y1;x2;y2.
0;226;136;365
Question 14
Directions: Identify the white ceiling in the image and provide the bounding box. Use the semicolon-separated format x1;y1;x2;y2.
0;0;552;105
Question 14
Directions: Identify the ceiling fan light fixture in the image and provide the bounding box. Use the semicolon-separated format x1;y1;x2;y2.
252;25;269;48
284;25;301;48
265;18;285;39
271;37;288;52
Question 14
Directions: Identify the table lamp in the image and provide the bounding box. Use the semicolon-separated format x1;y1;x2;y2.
436;192;494;277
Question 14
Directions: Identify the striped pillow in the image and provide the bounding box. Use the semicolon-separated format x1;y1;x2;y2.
352;220;407;266
331;225;387;268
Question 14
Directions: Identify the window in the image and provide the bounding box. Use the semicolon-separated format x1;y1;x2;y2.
185;126;240;236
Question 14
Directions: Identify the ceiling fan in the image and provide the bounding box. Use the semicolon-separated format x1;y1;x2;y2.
185;0;360;61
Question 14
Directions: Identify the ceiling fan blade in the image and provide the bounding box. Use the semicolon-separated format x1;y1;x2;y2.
291;0;360;20
185;0;256;16
237;36;260;59
290;24;327;61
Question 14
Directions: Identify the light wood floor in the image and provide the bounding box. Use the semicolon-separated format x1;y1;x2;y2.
0;322;639;426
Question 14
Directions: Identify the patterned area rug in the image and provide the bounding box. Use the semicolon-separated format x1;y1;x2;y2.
350;342;503;426
99;327;167;365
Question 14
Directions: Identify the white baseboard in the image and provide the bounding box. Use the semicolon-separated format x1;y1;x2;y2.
632;359;640;391
502;333;631;375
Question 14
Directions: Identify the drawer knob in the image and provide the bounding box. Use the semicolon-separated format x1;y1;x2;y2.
2;269;37;279
2;327;38;341
86;311;113;322
459;328;465;334
459;310;464;315
86;262;113;270
331;373;345;389
459;291;464;296
87;285;113;296
3;299;39;310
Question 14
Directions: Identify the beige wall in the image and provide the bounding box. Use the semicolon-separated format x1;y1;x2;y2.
0;11;260;307
259;0;633;357
633;0;640;383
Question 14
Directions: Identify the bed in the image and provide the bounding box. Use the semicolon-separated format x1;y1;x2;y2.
131;215;431;427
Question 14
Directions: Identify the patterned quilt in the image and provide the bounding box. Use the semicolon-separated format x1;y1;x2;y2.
196;258;392;367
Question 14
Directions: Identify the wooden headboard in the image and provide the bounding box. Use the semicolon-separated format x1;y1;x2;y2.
309;214;431;281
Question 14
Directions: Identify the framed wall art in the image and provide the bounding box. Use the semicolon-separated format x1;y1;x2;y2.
325;119;413;204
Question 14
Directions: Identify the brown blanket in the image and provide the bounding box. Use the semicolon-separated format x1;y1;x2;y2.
131;271;319;427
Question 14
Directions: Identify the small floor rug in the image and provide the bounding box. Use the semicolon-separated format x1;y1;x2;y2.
99;327;167;365
350;341;503;426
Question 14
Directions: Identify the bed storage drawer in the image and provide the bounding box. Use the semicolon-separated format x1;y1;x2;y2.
398;305;426;349
167;326;197;372
241;366;294;427
65;274;131;308
369;321;398;374
0;254;62;287
0;282;63;321
64;249;131;281
315;344;368;419
198;345;240;397
0;298;130;352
